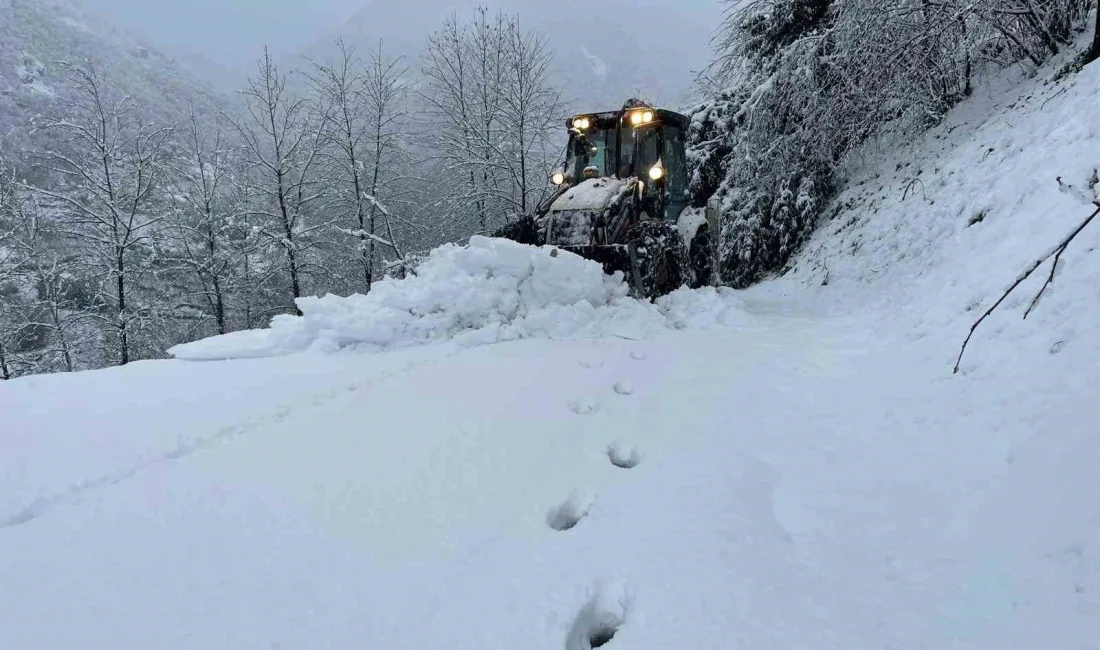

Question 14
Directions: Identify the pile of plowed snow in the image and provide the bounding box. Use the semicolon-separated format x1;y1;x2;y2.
169;236;749;361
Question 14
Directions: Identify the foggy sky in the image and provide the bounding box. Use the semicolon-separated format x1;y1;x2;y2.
72;0;366;68
72;0;723;105
75;0;718;65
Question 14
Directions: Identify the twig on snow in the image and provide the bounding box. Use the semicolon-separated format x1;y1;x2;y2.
954;198;1100;374
902;177;926;201
1041;87;1068;111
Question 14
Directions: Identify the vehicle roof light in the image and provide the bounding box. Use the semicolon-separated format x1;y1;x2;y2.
630;109;655;126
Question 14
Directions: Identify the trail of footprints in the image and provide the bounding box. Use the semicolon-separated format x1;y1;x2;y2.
556;348;648;648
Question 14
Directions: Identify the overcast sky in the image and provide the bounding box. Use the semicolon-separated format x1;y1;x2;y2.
72;0;723;105
73;0;365;69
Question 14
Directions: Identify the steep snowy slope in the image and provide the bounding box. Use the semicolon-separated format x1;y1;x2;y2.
0;0;225;151
2;42;1099;650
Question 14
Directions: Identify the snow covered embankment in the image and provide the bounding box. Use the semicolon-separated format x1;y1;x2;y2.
169;235;749;361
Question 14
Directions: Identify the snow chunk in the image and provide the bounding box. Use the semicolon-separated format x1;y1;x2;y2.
656;286;752;330
169;236;672;360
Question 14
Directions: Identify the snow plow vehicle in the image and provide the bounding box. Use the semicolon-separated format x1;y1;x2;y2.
492;100;721;300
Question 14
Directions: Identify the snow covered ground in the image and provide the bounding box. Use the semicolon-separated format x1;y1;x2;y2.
3;48;1100;649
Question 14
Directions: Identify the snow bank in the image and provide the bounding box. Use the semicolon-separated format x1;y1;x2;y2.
170;236;742;361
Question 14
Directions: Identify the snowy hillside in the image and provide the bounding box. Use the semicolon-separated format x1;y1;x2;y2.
2;46;1099;650
0;0;225;151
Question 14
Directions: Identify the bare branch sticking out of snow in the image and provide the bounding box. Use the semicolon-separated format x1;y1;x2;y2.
954;195;1100;374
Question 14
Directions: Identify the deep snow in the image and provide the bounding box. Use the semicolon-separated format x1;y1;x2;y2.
167;235;750;361
3;41;1100;650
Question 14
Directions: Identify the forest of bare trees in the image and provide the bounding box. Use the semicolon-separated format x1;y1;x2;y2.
0;7;566;378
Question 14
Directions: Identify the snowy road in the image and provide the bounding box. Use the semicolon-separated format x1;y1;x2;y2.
2;287;1096;648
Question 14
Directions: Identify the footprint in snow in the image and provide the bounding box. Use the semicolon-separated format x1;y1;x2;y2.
607;442;642;469
565;584;629;650
547;493;593;531
570;398;601;415
612;381;634;396
629;349;647;361
579;358;605;370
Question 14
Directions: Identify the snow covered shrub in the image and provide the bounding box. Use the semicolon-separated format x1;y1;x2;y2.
688;0;835;287
689;86;832;287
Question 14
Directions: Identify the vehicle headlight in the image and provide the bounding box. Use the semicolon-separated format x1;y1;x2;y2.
552;172;566;185
648;163;664;181
630;110;655;126
573;116;591;130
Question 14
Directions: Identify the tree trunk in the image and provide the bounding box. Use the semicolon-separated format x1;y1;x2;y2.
116;246;129;365
212;275;227;335
0;342;10;380
50;303;74;372
518;127;528;214
205;225;227;335
960;15;973;96
243;251;254;329
354;171;370;293
274;169;303;315
365;128;385;291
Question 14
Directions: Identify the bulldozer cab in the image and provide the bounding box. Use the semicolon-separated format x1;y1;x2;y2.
553;101;691;223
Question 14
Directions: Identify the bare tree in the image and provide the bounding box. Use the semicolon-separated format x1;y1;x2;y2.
162;105;245;335
421;12;485;233
230;47;329;315
307;38;409;292
361;41;413;283
499;18;564;216
0;159;21;379
419;7;564;236
7;201;83;373
24;60;171;366
1;158;92;377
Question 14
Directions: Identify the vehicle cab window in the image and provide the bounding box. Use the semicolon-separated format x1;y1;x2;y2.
662;124;689;221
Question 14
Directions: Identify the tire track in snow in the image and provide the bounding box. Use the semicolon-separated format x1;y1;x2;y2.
0;351;461;530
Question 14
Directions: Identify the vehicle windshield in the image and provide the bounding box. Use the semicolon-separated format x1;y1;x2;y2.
566;127;620;180
562;119;663;182
634;125;661;177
